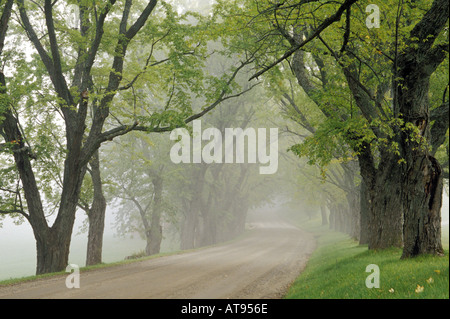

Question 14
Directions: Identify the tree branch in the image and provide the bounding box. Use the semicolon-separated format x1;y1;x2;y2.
249;0;358;81
125;0;158;40
183;58;257;124
44;0;64;88
83;0;117;81
430;101;449;155
339;6;351;54
81;0;158;165
281;92;316;133
409;0;449;55
318;35;381;128
89;58;259;156
0;0;14;56
0;209;27;216
17;0;55;82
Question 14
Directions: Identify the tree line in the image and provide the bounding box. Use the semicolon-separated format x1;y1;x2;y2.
1;0;448;276
219;0;448;257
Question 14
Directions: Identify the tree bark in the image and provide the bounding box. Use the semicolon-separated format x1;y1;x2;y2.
35;228;72;274
329;205;336;230
180;165;207;250
146;174;163;255
396;0;448;258
371;156;404;249
401;155;444;257
320;205;328;225
1;72;80;274
359;178;369;245
345;187;360;240
232;197;248;238
358;146;404;250
334;204;343;232
218;165;249;241
180;204;199;250
200;191;217;247
85;150;106;266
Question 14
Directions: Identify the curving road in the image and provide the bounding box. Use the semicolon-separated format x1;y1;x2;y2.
0;213;315;299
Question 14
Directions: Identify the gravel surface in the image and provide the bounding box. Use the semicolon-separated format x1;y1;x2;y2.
0;213;316;299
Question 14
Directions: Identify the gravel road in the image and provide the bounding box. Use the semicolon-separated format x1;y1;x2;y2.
0;213;316;299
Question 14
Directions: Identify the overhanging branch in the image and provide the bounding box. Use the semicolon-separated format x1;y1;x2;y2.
249;0;358;81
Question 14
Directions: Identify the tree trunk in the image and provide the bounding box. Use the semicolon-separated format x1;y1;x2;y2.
395;0;448;257
180;164;208;250
328;204;335;230
200;212;217;246
320;205;328;226
200;192;217;247
401;155;444;257
369;156;404;249
86;150;106;266
31;131;84;274
335;204;344;232
359;179;369;245
86;201;105;266
35;227;71;274
180;206;198;250
232;197;248;238
221;198;248;242
366;173;404;249
227;166;249;239
358;144;403;250
1;73;82;274
343;204;351;235
180;166;207;250
346;190;360;240
146;175;163;255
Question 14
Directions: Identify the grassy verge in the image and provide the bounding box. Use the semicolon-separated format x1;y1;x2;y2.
283;216;449;299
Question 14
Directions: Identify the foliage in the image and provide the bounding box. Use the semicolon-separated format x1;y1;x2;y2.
215;0;449;172
0;0;258;226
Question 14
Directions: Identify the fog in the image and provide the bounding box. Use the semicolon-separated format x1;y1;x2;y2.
1;192;448;281
0;0;448;293
0;208;145;280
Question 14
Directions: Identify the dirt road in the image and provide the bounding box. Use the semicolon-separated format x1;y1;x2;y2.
0;213;315;299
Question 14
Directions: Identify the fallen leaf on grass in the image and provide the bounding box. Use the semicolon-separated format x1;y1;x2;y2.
415;285;424;293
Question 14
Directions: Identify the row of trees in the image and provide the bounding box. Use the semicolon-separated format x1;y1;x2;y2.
219;0;448;257
1;0;448;277
0;0;260;274
102;87;281;255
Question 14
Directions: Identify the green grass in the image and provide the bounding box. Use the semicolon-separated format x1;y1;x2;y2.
283;217;449;299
